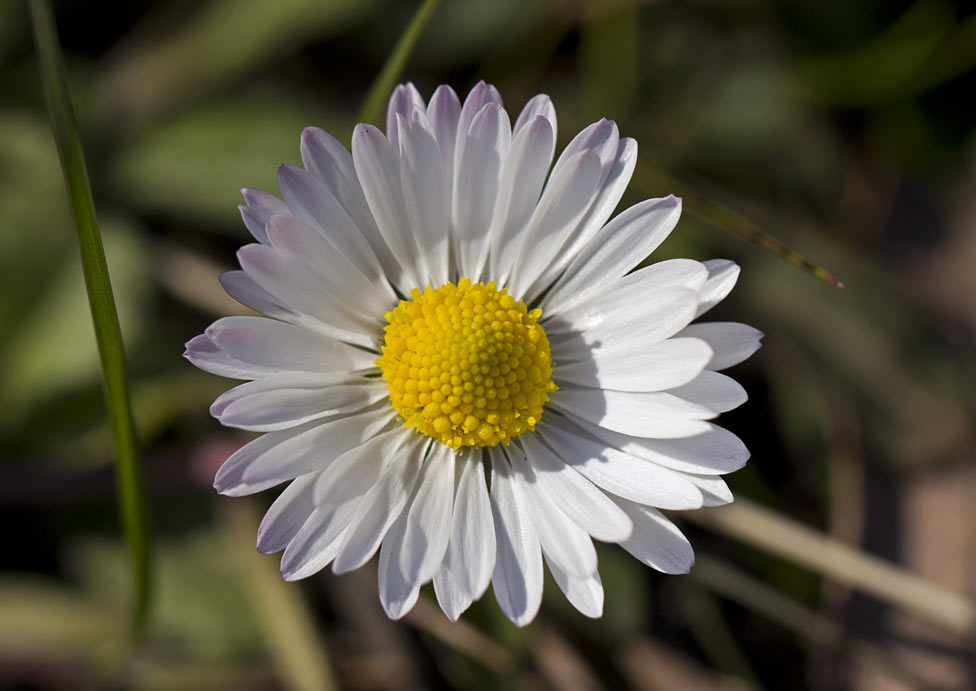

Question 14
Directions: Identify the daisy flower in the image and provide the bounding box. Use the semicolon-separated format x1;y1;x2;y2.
185;81;761;625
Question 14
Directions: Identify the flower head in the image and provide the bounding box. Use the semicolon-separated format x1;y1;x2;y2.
185;81;762;625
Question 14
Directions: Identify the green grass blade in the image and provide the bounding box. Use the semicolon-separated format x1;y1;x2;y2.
634;163;845;288
688;498;976;634
28;0;152;634
355;0;441;125
96;0;385;132
686;187;845;288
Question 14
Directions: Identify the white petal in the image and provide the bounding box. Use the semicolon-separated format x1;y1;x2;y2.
209;372;350;420
426;85;461;201
509;448;597;577
549;287;700;368
236;243;375;347
545;195;682;314
446;450;496;600
237;238;366;330
555;337;713;393
507;150;603;297
559;119;619;178
489;447;543;627
279;496;360;580
214;406;396;496
540;119;618;205
517;434;633;542
667;370;748;414
313;427;413;507
539;419;704;509
184;334;268;380
256;473;318;554
242;188;288;214
211;374;386;432
299;127;402;290
332;436;426;574
400;444;455;585
685;473;733;506
277;164;388;286
549;387;717;440
264;213;392;321
678;322;763;371
513;93;556;141
526;133;641;302
696;259;740;317
548;561;603;618
240;206;270;245
454;81;503;173
488;116;555;281
612;498;695;574
563;418;750;476
526;120;621;265
561;136;638;259
239;188;288;244
351;124;425;289
385;82;425;151
625;257;710;291
299;126;358;195
378;510;421;620
206;316;377;374
219;269;290;319
551;259;708;331
433;564;473;623
397;108;450;287
452;102;511;278
451;82;503;247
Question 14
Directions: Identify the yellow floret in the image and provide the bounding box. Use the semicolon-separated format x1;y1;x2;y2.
377;278;557;449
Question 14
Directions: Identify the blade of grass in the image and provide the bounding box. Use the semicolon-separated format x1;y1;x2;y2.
219;500;339;691
580;0;639;116
673;583;758;683
692;556;954;691
29;0;151;634
792;0;952;107
633;163;845;287
355;0;441;125
96;0;384;132
687;498;976;636
403;597;516;674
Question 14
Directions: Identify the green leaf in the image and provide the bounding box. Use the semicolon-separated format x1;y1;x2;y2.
0;112;74;332
792;0;953;106
0;215;150;432
357;0;441;125
95;0;387;131
29;0;152;636
109;95;335;228
0;576;122;650
67;533;262;659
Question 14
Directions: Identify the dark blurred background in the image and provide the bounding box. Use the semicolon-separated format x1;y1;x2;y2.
1;0;975;689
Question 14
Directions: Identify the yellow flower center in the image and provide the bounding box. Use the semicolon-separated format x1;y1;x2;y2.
377;278;556;449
